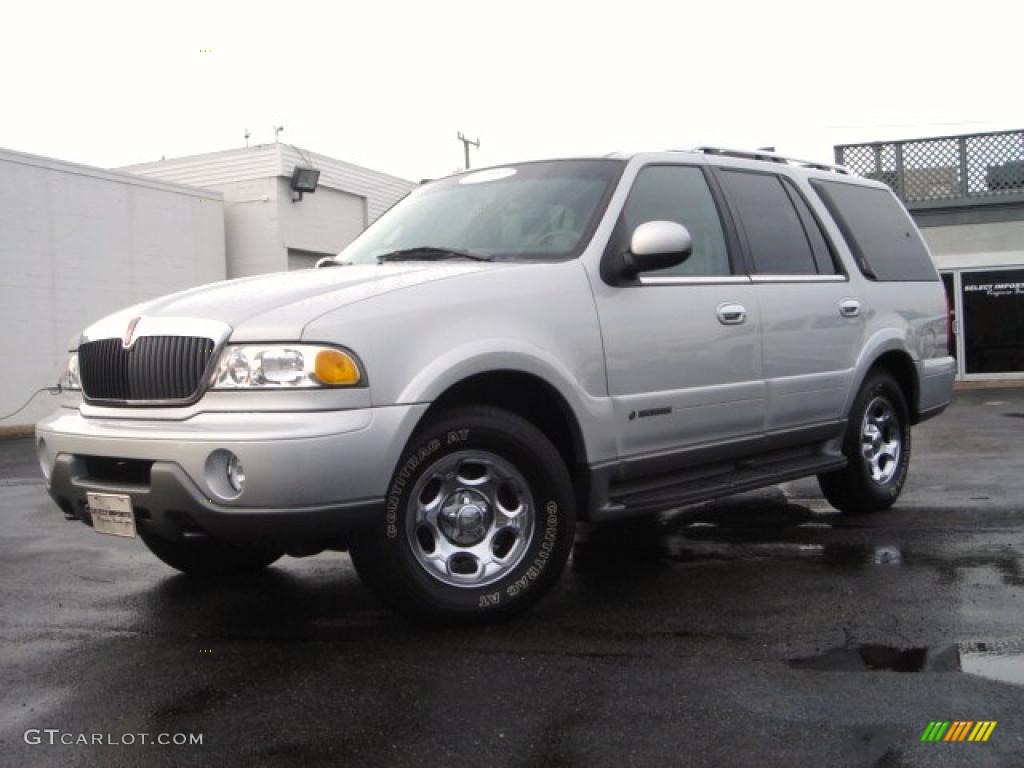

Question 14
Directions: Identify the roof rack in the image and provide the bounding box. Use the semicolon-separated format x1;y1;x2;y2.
680;146;851;175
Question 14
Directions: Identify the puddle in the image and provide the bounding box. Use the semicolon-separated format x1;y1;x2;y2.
821;543;903;566
674;494;818;529
660;536;905;568
790;644;955;673
960;639;1024;685
576;488;1023;588
872;545;903;565
790;640;1024;686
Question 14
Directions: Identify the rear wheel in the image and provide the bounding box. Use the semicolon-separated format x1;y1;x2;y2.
350;405;575;623
818;371;911;514
139;530;281;577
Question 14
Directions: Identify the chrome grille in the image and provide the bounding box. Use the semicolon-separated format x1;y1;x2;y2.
78;336;217;404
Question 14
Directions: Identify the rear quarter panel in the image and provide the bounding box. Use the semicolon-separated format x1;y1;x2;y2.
795;169;954;419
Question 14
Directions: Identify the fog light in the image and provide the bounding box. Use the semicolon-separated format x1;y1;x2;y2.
226;453;245;493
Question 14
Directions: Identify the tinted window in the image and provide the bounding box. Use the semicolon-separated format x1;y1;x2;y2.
719;170;817;275
782;178;838;275
811;180;938;282
622;166;730;276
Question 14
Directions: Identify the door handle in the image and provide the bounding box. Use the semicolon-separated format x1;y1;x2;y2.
717;303;747;325
839;298;861;318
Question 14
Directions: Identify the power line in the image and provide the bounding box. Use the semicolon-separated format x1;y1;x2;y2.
0;386;62;422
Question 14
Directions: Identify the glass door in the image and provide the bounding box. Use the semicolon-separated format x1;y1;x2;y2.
960;267;1024;379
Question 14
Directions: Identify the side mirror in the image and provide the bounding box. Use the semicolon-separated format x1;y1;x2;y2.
623;221;693;278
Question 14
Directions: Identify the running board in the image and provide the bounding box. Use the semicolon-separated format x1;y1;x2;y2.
594;454;847;522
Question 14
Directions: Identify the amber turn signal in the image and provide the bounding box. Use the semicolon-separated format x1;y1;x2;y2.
314;349;361;386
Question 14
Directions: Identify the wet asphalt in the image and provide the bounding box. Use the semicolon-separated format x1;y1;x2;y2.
1;389;1023;767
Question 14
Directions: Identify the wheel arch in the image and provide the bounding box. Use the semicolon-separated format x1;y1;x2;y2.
847;335;921;423
398;340;613;455
870;350;920;422
422;369;588;476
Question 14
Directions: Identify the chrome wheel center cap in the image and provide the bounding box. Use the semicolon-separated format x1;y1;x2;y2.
439;490;493;546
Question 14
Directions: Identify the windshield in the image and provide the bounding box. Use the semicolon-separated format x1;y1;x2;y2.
340;159;625;264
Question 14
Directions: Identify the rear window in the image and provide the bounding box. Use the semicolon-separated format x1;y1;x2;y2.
811;180;938;282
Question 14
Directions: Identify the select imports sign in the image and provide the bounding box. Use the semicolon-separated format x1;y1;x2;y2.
962;279;1024;297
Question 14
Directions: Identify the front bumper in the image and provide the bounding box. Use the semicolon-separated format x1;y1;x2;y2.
36;404;428;547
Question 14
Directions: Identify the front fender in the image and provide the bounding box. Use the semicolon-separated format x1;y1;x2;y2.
397;339;616;464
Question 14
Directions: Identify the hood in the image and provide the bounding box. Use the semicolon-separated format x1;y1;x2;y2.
80;262;500;343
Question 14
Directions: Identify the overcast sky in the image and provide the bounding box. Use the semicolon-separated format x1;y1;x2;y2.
4;0;1021;181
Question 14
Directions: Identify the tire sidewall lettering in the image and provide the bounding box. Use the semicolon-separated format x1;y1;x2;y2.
385;437;442;539
388;425;567;610
505;501;559;599
447;429;469;445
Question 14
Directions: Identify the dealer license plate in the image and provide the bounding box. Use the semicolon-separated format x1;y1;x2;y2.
86;492;136;538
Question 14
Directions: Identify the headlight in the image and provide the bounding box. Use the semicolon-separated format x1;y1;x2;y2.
59;352;81;391
210;344;363;389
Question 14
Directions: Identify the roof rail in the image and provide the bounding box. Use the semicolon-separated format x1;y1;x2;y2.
681;146;850;175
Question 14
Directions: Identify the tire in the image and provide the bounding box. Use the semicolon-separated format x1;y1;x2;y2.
350;405;576;623
139;530;282;578
818;370;911;514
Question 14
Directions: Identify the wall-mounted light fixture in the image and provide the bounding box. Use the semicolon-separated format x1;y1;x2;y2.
290;166;320;202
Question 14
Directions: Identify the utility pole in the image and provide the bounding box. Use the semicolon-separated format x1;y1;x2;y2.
244;128;251;148
457;132;480;169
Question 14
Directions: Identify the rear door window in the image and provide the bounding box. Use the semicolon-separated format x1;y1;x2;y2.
810;180;938;281
781;178;839;275
717;170;818;275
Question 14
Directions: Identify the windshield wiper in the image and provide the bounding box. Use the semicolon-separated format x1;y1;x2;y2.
376;246;493;263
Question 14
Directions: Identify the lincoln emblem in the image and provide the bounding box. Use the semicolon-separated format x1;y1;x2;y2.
122;316;141;348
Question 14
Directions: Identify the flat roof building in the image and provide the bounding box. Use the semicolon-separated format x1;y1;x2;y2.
121;144;416;277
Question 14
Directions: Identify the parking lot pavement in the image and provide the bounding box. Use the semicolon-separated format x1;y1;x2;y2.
2;390;1023;767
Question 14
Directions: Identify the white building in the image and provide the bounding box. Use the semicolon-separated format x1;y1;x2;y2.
0;147;225;432
121;143;417;276
1;142;414;430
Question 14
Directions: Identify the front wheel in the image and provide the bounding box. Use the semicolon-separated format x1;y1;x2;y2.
818;371;911;514
139;530;282;577
350;405;576;623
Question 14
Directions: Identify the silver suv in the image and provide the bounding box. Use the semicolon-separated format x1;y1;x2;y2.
37;147;955;621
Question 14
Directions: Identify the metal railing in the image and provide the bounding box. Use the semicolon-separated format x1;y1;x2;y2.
835;129;1024;207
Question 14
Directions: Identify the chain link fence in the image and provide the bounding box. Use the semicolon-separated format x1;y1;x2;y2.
835;130;1024;205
